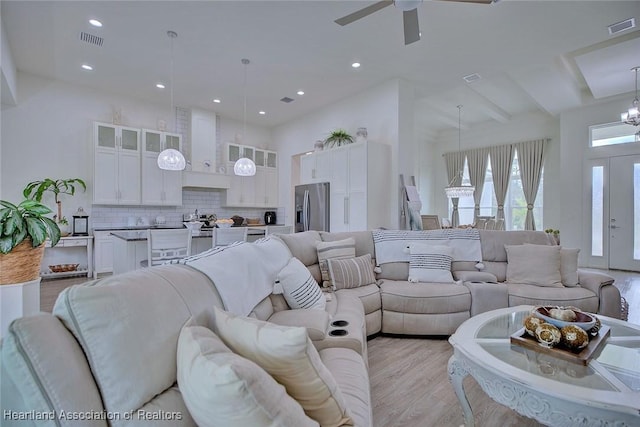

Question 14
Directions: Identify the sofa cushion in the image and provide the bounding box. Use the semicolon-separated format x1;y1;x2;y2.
317;238;356;288
560;248;580;287
268;309;330;341
507;283;599;313
379;280;471;315
320;231;376;258
408;244;454;283
328;254;377;290
52;265;220;427
177;324;317;427
212;307;353;426
505;244;562;287
335;283;382;315
1;314;108;427
278;231;322;267
377;261;409;281
480;230;552;262
275;257;325;310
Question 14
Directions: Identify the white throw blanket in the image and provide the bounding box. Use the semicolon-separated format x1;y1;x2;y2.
372;229;482;264
173;237;292;316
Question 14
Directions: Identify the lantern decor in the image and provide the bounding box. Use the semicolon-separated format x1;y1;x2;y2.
72;207;89;236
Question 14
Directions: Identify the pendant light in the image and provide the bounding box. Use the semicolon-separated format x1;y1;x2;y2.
621;66;640;127
234;58;257;177
158;30;186;171
444;105;474;199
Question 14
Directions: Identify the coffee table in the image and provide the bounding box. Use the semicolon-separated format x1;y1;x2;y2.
448;305;640;426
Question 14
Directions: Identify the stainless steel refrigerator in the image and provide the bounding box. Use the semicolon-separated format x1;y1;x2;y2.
295;182;330;232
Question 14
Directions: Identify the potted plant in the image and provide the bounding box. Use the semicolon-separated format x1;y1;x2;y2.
324;129;354;148
0;199;61;284
22;178;86;224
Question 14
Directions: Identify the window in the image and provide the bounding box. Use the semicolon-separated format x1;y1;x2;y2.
590;122;639;147
450;151;543;230
591;166;604;257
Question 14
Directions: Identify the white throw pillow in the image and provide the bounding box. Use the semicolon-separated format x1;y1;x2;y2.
212;307;353;427
525;244;580;287
327;253;377;290
317;238;356;288
274;257;326;310
407;244;455;283
177;324;317;427
505;244;562;287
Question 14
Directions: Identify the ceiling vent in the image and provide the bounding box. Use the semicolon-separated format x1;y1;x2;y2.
608;18;635;35
79;32;104;47
463;73;481;84
280;97;294;103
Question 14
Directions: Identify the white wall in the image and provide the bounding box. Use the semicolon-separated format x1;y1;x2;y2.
272;79;412;228
1;72;272;221
429;111;561;228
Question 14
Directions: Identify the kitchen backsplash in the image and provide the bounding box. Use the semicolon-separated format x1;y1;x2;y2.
91;189;284;229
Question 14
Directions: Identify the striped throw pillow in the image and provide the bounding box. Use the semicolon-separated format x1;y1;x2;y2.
274;258;325;310
327;253;376;290
316;238;356;288
408;244;455;283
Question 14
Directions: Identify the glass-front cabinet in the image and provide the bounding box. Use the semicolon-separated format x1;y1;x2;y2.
141;129;183;206
225;143;278;208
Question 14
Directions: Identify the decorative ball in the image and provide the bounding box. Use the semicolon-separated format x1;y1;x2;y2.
561;325;589;350
589;316;602;336
549;307;577;322
535;323;561;347
524;315;545;337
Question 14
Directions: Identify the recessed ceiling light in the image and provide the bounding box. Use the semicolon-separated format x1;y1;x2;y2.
259;111;266;115
213;99;221;103
81;64;93;71
156;83;165;89
89;19;103;27
297;91;305;96
352;62;361;68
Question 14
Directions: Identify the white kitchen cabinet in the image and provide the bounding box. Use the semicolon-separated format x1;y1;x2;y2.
93;230;125;278
93;122;141;205
254;168;278;207
226;174;257;206
300;150;331;184
329;141;389;232
141;129;183;206
226;145;278;208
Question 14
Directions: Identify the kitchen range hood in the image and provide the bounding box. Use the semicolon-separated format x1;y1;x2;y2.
182;171;230;189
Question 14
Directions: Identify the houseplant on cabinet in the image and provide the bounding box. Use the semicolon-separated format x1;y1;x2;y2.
22;178;86;235
0;199;61;284
324;129;354;148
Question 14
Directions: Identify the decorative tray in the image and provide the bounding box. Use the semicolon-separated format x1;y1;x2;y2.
49;263;80;273
510;325;610;366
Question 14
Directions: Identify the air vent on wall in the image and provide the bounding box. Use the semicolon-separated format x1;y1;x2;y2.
79;32;104;47
463;73;481;83
608;18;635;35
280;97;294;103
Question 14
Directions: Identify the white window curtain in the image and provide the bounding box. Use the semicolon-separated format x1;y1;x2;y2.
516;139;547;230
466;147;489;222
489;144;514;221
444;151;465;227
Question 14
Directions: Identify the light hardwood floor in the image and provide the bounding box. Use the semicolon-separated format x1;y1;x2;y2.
39;269;640;427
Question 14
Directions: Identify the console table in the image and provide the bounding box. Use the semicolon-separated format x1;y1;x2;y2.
448;305;640;426
41;235;94;279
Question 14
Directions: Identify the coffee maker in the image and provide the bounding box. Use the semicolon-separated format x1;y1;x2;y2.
264;211;277;225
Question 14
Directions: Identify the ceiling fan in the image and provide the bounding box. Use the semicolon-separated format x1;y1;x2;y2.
335;0;496;46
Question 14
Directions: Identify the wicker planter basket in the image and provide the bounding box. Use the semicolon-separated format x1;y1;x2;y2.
0;239;45;285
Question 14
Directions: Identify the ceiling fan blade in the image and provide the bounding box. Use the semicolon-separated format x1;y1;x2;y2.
436;0;495;4
335;0;393;26
403;9;420;45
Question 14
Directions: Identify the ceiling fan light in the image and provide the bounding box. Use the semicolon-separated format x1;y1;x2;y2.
234;158;256;176
158;148;186;171
394;0;422;12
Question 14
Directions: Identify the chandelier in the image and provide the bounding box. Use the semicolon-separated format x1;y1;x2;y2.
234;58;257;177
621;66;640;127
158;30;186;171
444;105;474;199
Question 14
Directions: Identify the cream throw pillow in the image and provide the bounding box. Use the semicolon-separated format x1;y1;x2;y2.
327;253;377;290
317;238;356;288
212;307;353;427
274;257;326;310
505;244;562;287
524;244;580;287
177;324;317;427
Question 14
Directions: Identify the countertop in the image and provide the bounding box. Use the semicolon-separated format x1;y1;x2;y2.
110;226;276;241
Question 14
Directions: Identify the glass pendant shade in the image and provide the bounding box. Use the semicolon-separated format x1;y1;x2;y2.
234;157;256;176
621;67;640;126
158;148;186;170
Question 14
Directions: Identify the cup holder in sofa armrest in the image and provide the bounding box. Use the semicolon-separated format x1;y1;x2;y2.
329;329;348;337
331;320;349;328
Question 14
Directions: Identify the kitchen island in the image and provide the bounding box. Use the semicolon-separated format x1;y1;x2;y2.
110;227;269;275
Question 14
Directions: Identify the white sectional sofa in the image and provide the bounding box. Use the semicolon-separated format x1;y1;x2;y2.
1;229;621;427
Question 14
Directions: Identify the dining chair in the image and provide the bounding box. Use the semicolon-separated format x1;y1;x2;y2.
213;227;248;247
484;219;497;230
474;216;495;229
264;225;292;237
494;218;505;230
140;228;192;268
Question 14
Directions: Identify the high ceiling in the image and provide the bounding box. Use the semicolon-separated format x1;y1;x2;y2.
2;1;639;137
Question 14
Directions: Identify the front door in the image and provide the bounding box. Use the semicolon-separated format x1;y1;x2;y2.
608;155;640;271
